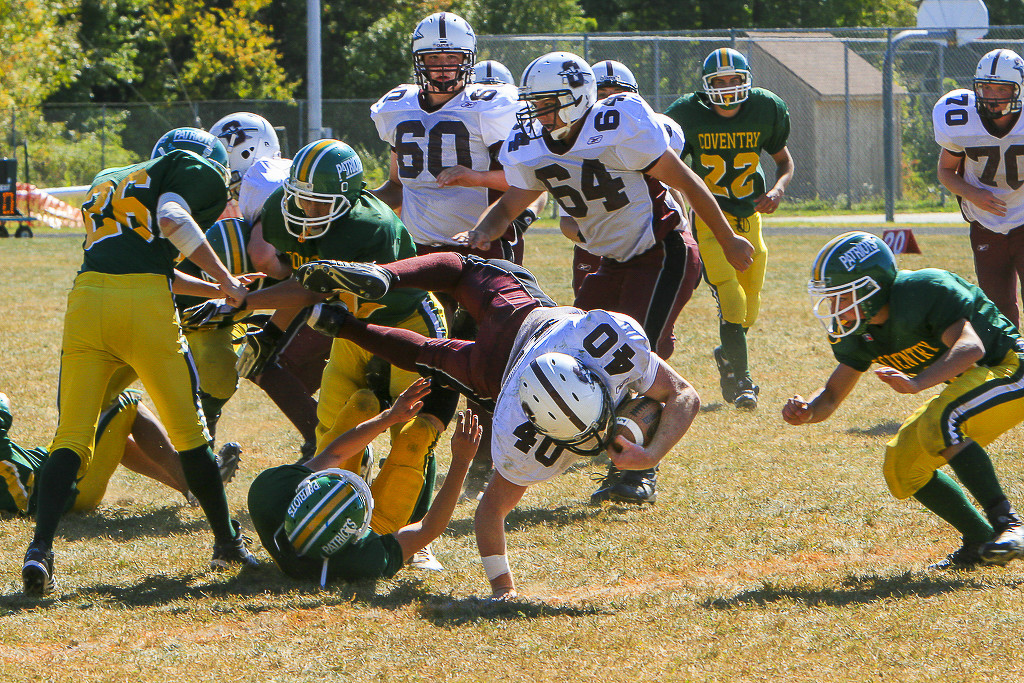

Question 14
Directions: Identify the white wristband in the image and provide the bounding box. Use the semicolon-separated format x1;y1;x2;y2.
481;554;510;581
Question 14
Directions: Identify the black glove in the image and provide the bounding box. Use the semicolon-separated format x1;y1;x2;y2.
511;208;537;234
236;321;284;379
181;299;239;330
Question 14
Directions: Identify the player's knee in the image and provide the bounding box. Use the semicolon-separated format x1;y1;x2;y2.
883;445;935;500
389;415;440;466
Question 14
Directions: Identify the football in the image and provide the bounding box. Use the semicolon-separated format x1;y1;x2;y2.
610;396;662;448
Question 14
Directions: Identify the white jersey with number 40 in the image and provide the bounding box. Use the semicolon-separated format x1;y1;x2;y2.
933;88;1024;233
370;82;520;246
491;308;659;487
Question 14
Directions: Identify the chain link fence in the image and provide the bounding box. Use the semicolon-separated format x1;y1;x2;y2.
8;27;1024;208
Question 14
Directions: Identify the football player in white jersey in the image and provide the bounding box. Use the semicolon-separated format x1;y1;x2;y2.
210;112;330;460
934;48;1024;328
370;12;542;262
473;59;515;86
292;253;701;600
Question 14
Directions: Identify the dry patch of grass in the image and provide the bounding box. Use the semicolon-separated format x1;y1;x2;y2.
2;231;1024;682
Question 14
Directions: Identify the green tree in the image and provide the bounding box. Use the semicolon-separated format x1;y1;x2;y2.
0;0;80;109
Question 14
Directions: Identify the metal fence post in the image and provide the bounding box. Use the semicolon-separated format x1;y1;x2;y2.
844;41;852;210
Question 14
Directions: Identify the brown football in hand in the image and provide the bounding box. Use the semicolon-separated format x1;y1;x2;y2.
610;396;662;449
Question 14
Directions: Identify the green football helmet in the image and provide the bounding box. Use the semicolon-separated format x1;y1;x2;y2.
285;468;373;560
808;231;897;340
701;48;752;109
205;217;254;277
151;127;230;181
282;139;364;240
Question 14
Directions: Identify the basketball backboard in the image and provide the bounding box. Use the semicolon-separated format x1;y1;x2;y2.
917;0;989;46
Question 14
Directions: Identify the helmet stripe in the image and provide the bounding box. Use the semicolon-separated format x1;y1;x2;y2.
529;359;588;432
225;219;248;274
300;493;360;556
719;48;730;70
991;50;1003;76
294;139;335;184
438;12;447;39
811;233;854;281
289;482;356;550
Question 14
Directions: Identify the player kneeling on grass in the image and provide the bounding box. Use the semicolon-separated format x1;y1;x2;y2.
783;231;1024;570
247;378;481;585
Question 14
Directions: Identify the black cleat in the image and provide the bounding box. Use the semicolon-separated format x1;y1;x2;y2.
607;468;658;504
981;500;1024;565
210;520;259;570
590;466;624;505
928;540;984;571
216;442;242;483
22;546;55;596
307;302;351;338
297;260;392;300
733;377;760;412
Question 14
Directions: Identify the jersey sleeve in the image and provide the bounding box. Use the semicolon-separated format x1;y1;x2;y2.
476;84;522;148
932;90;970;154
653;113;686;157
498;133;546;191
761;91;791;155
158;152;229;230
370;86;417;146
604;95;671;171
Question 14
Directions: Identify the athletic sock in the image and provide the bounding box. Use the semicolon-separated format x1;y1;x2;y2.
30;447;82;549
913;470;993;544
179;444;235;542
719;321;749;377
947;441;1007;510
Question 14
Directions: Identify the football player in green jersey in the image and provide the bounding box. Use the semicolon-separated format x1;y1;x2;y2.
784;232;1024;570
248;379;481;585
2;390;202;516
228;140;455;569
21;128;259;597
665;48;794;411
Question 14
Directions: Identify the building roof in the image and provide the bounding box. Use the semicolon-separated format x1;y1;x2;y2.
746;32;908;98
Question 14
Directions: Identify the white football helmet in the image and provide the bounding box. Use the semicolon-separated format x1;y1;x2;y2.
591;60;639;94
210;112;281;193
518;352;614;455
517;52;596;140
473;59;515;86
974;48;1024;118
412;12;476;93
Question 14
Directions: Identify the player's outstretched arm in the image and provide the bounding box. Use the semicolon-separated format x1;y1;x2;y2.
646;150;753;272
393;410;483;562
458;186;544;250
782;363;862;425
475;471;528;600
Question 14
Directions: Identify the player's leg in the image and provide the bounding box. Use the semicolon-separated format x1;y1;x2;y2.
186;326;239;441
315;338;378;459
126;289;255;567
73;390;144;511
970;222;1018;328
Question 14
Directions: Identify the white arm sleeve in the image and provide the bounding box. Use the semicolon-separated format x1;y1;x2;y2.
157;192;205;257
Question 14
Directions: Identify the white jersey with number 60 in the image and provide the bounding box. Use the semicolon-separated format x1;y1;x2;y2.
933;88;1024;233
370;82;520;246
491;307;659;487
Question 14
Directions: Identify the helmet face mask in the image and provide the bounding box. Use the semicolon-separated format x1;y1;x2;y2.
974;49;1024;119
412;12;476;93
285;468;373;559
151;127;230;185
518;352;615;456
517;52;596;140
701;48;752;109
210;112;281;193
282;139;363;241
807;232;897;340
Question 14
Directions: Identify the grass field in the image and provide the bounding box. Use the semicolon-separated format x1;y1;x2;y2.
2;230;1024;682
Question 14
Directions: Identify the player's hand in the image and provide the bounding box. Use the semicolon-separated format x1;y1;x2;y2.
488;586;518;601
235;322;284;380
754;188;784;214
874;366;920;394
782;396;813;425
236;271;267;287
451;409;483;465
220;276;248;308
453;230;492;251
965;187;1007;217
436;165;481;188
181;299;237;329
385;377;431;425
723;234;755;272
607;437;653;471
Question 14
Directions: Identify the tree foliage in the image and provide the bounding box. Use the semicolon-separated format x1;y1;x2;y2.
0;0;80;109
